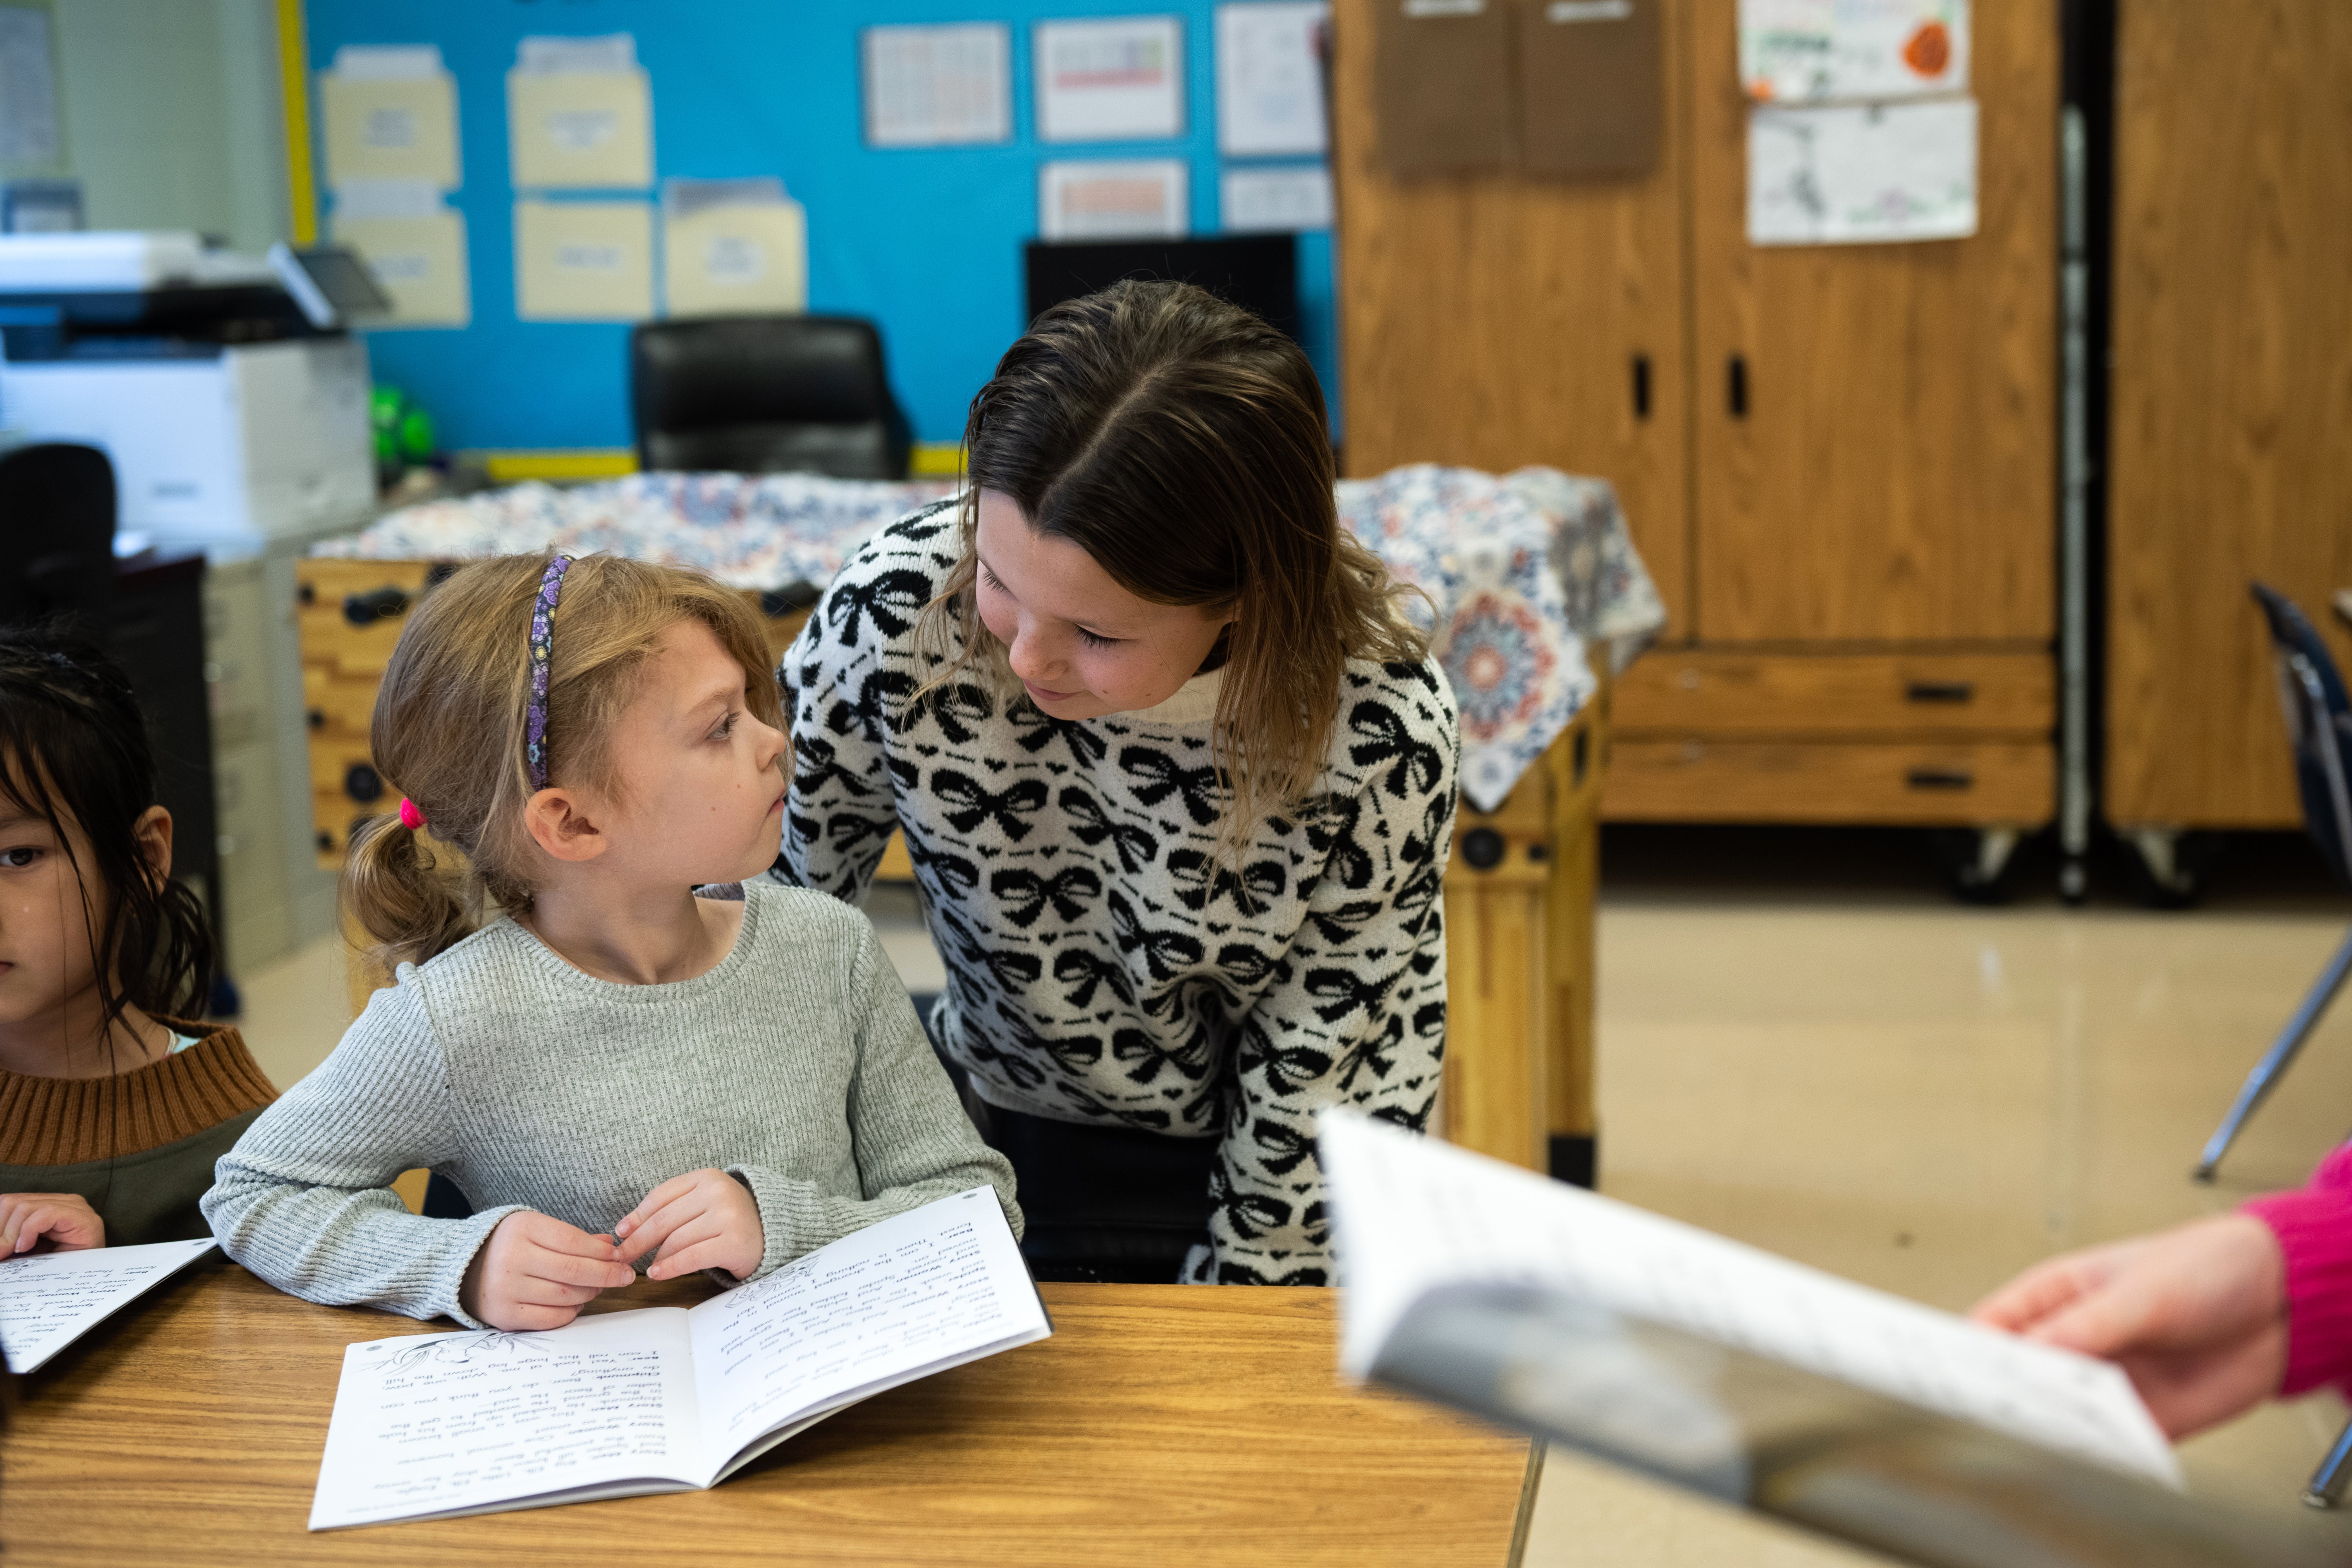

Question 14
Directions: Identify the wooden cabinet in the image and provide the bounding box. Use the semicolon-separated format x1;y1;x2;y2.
1331;0;1693;633
1332;0;2060;827
2106;0;2352;835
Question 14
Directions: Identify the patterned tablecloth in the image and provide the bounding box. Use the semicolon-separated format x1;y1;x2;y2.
318;466;1663;811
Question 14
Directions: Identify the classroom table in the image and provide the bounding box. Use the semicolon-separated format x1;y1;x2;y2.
0;1257;1537;1567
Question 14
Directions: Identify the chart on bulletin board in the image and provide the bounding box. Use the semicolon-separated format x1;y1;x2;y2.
299;0;1342;457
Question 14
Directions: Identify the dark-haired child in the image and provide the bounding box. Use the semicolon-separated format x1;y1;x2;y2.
0;626;275;1252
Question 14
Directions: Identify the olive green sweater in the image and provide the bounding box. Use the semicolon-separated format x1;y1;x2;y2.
0;1023;277;1247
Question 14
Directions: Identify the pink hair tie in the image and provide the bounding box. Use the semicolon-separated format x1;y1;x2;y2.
397;798;425;831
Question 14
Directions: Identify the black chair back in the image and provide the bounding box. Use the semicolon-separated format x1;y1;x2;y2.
630;315;912;480
2253;582;2352;889
0;442;115;627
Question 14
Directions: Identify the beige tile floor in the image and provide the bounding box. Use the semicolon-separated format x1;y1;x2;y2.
232;835;2352;1563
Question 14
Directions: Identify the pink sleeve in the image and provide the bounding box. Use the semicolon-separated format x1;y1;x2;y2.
2244;1142;2352;1397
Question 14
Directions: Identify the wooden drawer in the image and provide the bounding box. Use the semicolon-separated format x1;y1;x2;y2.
303;665;380;740
1604;739;2053;826
297;559;437;679
1612;652;2053;737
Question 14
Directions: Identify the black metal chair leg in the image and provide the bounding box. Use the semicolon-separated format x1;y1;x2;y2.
2196;926;2352;1181
2306;1415;2352;1508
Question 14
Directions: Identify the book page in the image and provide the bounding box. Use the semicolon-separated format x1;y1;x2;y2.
0;1237;216;1374
309;1306;701;1530
1319;1112;2182;1487
689;1187;1048;1481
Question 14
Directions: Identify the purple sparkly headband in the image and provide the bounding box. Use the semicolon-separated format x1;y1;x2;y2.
524;555;574;791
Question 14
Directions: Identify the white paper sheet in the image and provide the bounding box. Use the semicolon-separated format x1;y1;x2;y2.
862;23;1013;148
1318;1112;2182;1487
0;6;61;168
331;44;444;80
1035;16;1186;144
516;34;638;76
0;1237;216;1374
1221;164;1331;232
1747;97;1975;245
1738;0;1967;103
1040;158;1189;240
1215;3;1328;158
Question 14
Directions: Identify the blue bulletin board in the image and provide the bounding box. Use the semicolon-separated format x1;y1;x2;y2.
301;0;1340;454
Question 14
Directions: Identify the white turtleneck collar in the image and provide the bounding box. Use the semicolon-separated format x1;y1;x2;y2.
1128;665;1223;727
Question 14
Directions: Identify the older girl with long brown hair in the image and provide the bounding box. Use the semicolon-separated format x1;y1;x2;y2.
777;280;1459;1285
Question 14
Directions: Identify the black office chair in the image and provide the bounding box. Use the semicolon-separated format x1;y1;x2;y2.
2192;584;2352;1183
630;315;913;480
0;442;116;627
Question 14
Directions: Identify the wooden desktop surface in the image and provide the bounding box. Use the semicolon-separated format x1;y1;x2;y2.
2;1259;1536;1567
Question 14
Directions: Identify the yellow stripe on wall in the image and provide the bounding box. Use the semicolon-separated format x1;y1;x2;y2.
478;449;641;484
910;442;963;478
275;0;316;246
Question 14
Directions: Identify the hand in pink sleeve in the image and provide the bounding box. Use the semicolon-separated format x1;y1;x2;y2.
2244;1141;2352;1397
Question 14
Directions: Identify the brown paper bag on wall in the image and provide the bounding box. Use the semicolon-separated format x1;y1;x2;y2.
1372;0;1514;175
1518;0;1662;177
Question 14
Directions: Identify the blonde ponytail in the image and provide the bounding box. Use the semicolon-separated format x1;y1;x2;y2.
340;813;480;975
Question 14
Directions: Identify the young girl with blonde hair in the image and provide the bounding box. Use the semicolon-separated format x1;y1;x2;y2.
206;554;1015;1331
777;280;1459;1286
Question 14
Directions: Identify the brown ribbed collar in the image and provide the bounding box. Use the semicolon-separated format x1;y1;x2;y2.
0;1020;278;1167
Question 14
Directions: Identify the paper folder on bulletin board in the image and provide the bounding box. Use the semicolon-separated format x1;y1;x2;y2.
322;71;459;189
509;70;653;189
514;199;653;320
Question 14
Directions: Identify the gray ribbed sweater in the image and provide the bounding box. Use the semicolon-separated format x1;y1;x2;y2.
202;881;1018;1328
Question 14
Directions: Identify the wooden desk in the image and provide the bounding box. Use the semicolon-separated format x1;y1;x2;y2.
2;1260;1535;1567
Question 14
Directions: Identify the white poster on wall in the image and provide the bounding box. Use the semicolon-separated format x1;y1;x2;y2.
1221;165;1331;232
1747;97;1976;245
1035;16;1185;143
0;7;61;169
862;23;1013;146
1214;3;1327;158
1737;0;1967;103
1039;158;1188;239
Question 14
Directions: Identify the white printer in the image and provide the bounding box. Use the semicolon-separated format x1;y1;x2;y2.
0;231;382;554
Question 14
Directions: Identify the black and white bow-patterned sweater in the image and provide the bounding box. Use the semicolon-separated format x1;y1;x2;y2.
770;500;1461;1285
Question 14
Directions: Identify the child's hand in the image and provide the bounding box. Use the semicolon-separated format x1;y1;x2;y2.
0;1191;104;1253
614;1169;765;1283
460;1210;636;1331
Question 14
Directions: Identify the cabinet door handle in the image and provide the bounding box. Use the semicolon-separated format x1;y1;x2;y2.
1905;681;1975;704
1728;355;1748;418
1632;354;1652;420
1905;768;1974;791
343;586;411;627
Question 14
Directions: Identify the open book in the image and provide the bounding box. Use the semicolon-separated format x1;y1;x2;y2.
1320;1112;2345;1568
310;1186;1047;1530
0;1236;217;1374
